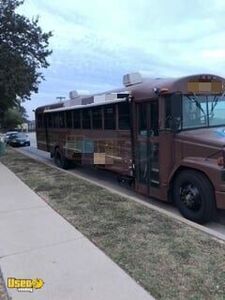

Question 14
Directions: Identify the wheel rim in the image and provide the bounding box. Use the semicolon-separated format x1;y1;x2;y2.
179;183;201;211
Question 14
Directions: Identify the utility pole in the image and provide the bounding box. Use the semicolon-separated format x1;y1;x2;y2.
56;96;66;102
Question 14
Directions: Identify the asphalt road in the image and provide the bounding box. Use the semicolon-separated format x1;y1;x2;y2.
17;132;225;238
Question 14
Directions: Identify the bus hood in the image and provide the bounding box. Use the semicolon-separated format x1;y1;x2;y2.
177;127;225;148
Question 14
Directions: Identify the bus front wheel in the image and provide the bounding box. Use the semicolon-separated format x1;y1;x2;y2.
54;149;70;170
173;170;215;224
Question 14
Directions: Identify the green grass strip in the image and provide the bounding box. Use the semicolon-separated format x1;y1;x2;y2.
1;149;225;299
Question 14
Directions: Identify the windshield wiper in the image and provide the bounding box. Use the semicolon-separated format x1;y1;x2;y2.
209;95;219;117
186;95;206;117
209;91;225;118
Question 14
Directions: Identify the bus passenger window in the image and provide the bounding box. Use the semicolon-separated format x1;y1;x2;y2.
73;110;80;129
53;113;59;128
66;111;72;128
48;114;52;128
82;109;91;129
138;103;147;136
93;107;102;129
104;105;115;130
59;112;65;128
37;114;43;128
118;102;130;130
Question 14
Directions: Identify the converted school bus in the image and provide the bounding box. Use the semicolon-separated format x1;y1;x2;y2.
36;72;225;224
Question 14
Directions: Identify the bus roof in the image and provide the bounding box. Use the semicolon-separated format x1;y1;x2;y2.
130;74;225;100
43;98;127;113
36;73;225;113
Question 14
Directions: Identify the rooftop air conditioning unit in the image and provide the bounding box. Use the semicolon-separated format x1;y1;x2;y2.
69;90;79;100
123;72;142;87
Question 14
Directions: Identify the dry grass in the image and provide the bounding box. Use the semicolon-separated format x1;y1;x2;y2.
1;148;225;299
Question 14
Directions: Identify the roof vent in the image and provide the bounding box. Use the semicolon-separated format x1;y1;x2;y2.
123;72;142;87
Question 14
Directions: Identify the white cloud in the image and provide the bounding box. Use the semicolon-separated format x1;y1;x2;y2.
202;49;225;59
16;0;225;118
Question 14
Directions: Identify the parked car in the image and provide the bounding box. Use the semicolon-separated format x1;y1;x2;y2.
4;131;19;144
9;132;30;147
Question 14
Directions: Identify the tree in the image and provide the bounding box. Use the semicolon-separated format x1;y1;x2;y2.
2;104;28;129
3;107;23;129
0;0;52;115
18;104;28;122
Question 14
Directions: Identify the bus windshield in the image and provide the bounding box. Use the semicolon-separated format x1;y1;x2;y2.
182;94;225;129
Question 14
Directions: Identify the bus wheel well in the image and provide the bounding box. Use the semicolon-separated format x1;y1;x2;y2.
53;146;70;170
54;146;60;155
169;167;215;203
50;146;59;159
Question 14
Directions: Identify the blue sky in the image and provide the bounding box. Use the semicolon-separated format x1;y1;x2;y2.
18;0;225;119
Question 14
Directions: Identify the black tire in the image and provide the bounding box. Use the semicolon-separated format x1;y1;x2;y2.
173;170;215;224
54;149;70;170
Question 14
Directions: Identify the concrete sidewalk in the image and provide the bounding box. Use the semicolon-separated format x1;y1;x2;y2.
0;163;154;300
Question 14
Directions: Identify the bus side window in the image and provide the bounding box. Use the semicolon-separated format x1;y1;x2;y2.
118;102;130;130
37;114;43;128
104;105;116;130
66;111;72;128
53;113;59;128
48;114;52;128
59;112;65;128
82;109;91;129
93;107;102;129
73;110;81;129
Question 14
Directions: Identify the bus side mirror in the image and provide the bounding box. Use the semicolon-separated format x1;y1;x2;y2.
171;117;181;131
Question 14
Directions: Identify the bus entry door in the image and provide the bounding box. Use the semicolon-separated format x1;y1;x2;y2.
134;101;160;197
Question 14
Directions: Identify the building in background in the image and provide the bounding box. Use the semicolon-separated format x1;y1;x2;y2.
28;120;36;132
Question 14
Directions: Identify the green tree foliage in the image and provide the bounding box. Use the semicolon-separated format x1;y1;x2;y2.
3;107;23;129
18;104;28;122
2;104;28;129
0;0;52;114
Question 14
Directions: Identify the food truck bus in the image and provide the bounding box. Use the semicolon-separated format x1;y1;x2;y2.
36;72;225;223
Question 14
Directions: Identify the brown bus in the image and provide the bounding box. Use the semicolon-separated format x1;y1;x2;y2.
35;72;225;224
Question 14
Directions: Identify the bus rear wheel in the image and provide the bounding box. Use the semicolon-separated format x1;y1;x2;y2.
173;170;215;224
54;149;70;170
